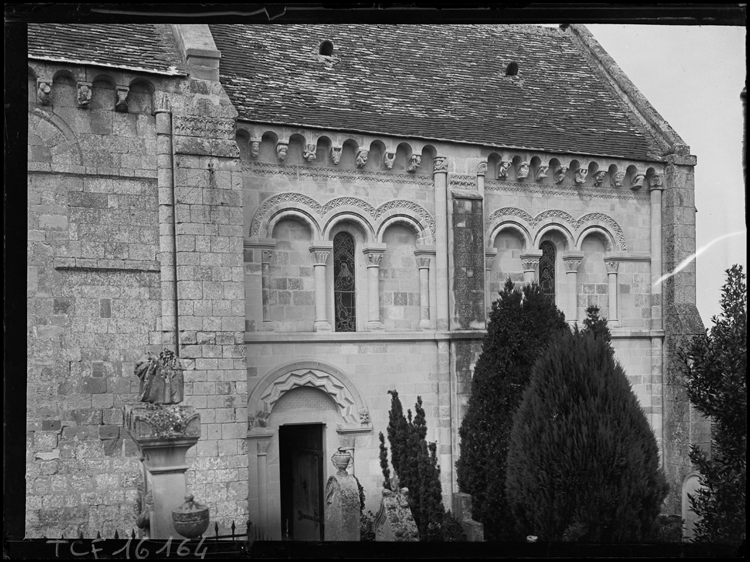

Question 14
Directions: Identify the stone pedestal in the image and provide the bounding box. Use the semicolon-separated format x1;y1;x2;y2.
323;473;360;541
124;404;201;539
452;492;484;542
373;488;419;542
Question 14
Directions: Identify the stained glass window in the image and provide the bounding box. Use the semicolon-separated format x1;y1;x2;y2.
333;232;356;332
539;241;556;297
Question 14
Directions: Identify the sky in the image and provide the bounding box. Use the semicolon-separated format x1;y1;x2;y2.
584;25;747;327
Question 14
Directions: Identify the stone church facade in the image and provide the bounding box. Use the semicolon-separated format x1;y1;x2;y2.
26;23;706;539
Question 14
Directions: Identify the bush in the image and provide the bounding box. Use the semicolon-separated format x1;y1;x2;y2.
456;278;567;540
680;265;746;544
380;390;464;541
506;327;668;542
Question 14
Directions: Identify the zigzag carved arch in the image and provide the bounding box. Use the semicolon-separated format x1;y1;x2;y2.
248;360;369;428
28;107;83;166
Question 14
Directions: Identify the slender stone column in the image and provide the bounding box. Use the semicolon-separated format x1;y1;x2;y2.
261;249;273;324
414;246;436;330
433;156;450;331
650;178;664;331
257;438;272;535
484;248;497;315
363;244;387;331
155;102;177;350
562;252;584;323
520;251;542;285
606;258;619;322
309;243;333;332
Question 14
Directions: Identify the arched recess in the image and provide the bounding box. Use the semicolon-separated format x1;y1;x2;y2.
248;360;370;428
250;192;323;239
322;211;376;244
380;223;421;331
376;211;433;245
576;226;616;253
28;107;83;167
491;224;528;290
533;223;575;251
578;231;610;320
576;214;627;251
485;207;534;248
537;226;573;311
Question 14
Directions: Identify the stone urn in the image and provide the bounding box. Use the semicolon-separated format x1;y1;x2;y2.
331;448;352;475
172;494;210;539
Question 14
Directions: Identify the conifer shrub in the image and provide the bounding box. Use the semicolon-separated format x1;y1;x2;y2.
380;390;466;541
680;265;746;544
456;278;567;540
506;327;668;542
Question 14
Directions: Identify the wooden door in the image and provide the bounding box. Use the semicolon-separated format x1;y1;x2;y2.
280;425;324;541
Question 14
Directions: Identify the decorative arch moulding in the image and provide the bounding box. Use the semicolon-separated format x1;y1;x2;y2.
247;360;372;435
249;191;436;245
486;207;628;252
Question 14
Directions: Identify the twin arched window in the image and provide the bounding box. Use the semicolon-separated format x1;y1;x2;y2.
333;232;356;332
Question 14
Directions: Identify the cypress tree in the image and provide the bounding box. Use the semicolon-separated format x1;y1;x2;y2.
456;278;567;540
506;328;668;542
680;265;746;544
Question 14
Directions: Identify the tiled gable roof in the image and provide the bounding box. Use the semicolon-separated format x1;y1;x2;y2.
28;24;186;76
211;24;662;161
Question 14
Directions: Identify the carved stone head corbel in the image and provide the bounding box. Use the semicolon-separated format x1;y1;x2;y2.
303;143;317;162
250;140;260;159
37;80;52;105
497;160;511;180
612;171;625;188
407;154;421;173
115;87;129;113
516;161;530;180
356;149;369;168
383;152;396;170
554;166;569;184
631;174;646;190
330;146;342;165
535;164;549;181
574;167;588;184
77;82;92;108
276;142;288;161
593;171;607;187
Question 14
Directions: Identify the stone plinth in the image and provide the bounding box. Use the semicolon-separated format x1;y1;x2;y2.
124;404;201;539
452;492;484;542
373;488;419;542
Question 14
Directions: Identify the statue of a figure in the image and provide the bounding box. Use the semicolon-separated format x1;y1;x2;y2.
134;349;184;405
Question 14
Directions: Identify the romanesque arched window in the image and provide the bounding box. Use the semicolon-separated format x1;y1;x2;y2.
333;232;356;331
539;240;556;298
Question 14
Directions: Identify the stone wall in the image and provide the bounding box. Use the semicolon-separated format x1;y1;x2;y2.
27;69;162;537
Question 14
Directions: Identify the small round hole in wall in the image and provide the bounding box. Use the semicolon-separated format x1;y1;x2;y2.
319;40;334;56
506;62;519;76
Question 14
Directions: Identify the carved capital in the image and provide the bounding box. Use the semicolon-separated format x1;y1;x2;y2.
496;160;511;180
485;248;498;270
276;142;288;161
476;161;488;177
535;164;549;181
612;171;625;188
363;245;387;267
37;79;52;105
77;81;92;108
562;254;584;273
261;249;274;264
115;86;129;113
433;156;448;174
330;146;342;165
154;91;170;113
303;143;317;162
605;260;620;274
407;154;422;173
520;252;542;272
356;149;369;168
416;256;431;269
517;161;530;180
383;152;396;170
310;250;330;266
554;166;569;184
649;174;664;190
593;170;607;187
250;141;260;159
631;174;646;190
574;167;588;184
